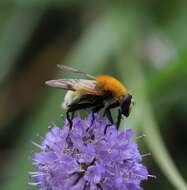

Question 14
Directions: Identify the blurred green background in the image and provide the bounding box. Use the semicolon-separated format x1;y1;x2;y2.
0;1;187;190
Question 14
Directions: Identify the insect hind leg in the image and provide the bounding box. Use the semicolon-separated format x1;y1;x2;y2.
91;103;104;125
66;102;96;128
103;108;113;134
103;101;120;133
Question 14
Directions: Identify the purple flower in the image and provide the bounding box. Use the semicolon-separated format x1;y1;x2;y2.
29;114;149;190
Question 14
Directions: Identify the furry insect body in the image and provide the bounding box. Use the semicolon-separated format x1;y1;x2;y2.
96;75;128;100
46;65;134;128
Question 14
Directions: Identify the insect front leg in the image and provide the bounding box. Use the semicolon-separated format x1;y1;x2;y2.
116;109;122;130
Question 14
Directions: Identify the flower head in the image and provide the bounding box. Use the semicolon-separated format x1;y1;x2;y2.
30;114;148;190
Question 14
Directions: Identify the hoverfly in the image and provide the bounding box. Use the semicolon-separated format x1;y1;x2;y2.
45;65;134;129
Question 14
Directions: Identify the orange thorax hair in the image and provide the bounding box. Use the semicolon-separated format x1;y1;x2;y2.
96;75;128;100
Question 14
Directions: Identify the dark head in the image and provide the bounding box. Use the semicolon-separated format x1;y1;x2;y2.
120;94;134;117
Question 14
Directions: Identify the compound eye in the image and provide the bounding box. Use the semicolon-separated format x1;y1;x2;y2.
121;95;133;117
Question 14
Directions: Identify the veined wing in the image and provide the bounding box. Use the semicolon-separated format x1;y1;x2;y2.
57;64;96;79
45;79;103;95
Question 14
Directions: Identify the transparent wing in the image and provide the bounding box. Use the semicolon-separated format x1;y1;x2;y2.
57;64;96;79
45;79;103;95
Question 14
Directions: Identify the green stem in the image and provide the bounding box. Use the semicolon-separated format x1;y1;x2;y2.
117;57;187;190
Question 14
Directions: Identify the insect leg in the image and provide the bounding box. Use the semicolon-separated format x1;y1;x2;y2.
103;101;120;132
104;108;114;124
103;108;113;134
67;102;96;128
91;103;104;125
103;101;119;123
66;110;73;128
116;109;122;130
90;112;95;126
